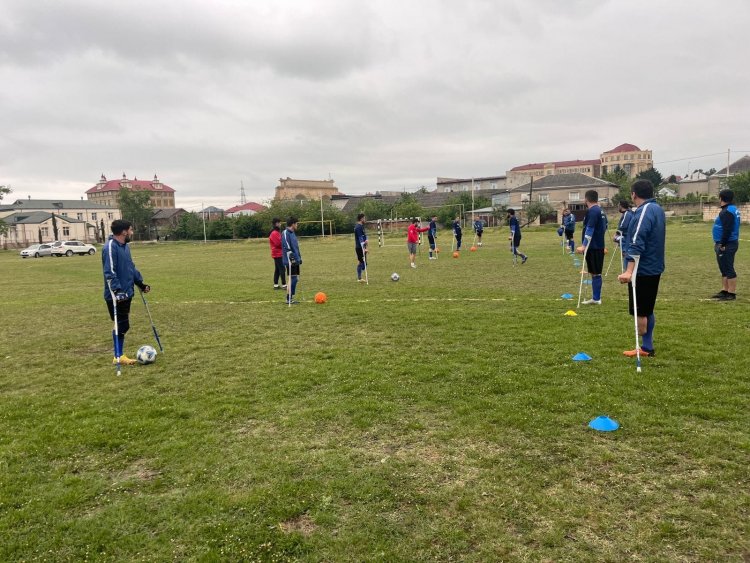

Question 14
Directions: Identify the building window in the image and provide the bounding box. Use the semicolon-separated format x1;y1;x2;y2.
41;227;49;236
63;227;70;237
61;212;68;217
569;192;580;201
491;183;497;190
92;213;97;220
539;194;550;202
77;213;83;220
108;213;113;219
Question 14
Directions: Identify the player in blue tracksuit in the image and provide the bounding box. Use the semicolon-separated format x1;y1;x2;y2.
711;189;741;300
562;208;576;253
281;216;302;304
428;216;438;259
473;219;484;246
576;190;608;304
452;216;463;251
618;180;666;358
615;200;634;271
354;213;368;282
102;219;150;366
507;209;527;263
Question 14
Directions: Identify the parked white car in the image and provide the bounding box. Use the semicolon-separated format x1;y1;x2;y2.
50;241;97;257
19;243;54;258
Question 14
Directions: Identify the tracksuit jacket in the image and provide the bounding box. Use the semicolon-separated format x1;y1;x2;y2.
269;229;283;258
408;224;429;243
102;236;144;300
582;204;607;249
617;210;633;254
281;228;302;267
563;213;575;233
712;204;741;245
625;198;666;276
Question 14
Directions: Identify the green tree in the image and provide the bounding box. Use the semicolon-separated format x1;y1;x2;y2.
636;167;664;188
355;198;393;221
524;200;555;225
727;171;750;203
174;212;205;240
0;185;11;235
602;167;633;205
392;193;424;219
119;188;154;240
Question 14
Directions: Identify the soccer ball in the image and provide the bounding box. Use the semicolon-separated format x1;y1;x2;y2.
470;246;477;252
452;251;460;258
136;345;157;365
314;291;327;303
391;272;400;281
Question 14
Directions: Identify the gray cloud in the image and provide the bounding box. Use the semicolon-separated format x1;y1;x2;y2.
1;0;749;209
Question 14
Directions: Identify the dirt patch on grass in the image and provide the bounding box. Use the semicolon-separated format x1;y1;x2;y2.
279;513;316;536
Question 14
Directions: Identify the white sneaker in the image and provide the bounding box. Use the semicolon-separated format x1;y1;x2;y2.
428;256;436;260
582;299;602;305
410;263;417;268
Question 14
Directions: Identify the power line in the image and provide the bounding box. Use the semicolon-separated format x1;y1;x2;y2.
653;152;726;165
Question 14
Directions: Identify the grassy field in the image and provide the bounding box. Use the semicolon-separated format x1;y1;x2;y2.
1;222;748;561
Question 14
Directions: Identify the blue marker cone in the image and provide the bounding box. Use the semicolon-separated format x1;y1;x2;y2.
572;352;592;361
561;293;573;299
589;416;619;432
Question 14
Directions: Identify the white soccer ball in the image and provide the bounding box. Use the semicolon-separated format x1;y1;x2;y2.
136;345;157;365
391;272;400;281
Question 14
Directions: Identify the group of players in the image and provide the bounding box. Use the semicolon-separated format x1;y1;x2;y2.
95;179;739;366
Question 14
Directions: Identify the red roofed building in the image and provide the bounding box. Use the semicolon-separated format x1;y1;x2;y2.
600;143;653;178
506;159;601;188
86;173;176;208
225;202;267;217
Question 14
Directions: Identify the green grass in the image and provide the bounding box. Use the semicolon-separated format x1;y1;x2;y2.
1;223;748;561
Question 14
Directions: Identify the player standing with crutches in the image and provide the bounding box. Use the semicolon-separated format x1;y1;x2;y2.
608;200;633;277
102;219;151;374
507;209;527;267
354;213;369;284
427;215;438;259
282;216;302;306
576;190;608;306
618;180;666;368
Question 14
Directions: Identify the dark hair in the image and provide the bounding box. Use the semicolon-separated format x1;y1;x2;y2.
272;217;281;225
584;190;599;203
719;189;734;204
287;216;298;227
618;200;632;210
111;219;132;235
631;179;654;200
357;213;365;221
411;218;419;224
507;209;515;216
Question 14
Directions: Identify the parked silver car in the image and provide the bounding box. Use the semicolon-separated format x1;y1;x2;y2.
50;241;97;257
19;243;54;258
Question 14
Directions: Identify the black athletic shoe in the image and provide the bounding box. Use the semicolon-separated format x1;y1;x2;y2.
718;293;736;301
521;255;528;264
711;290;728;299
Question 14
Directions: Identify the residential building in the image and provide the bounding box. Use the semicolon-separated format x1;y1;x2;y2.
600;143;653;178
274;178;341;201
506;160;601;188
150;208;187;237
86;173;176;208
436;176;507;193
199;206;225;221
0;198;120;245
225;202;266;217
498;173;619;222
676;154;750;198
0;211;95;248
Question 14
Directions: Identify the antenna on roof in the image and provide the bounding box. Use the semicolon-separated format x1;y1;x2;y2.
240;181;247;205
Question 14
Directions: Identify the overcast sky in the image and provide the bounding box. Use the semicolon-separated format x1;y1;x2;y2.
1;0;748;210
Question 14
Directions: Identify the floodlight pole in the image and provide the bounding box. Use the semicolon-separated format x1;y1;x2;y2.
471;178;475;225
